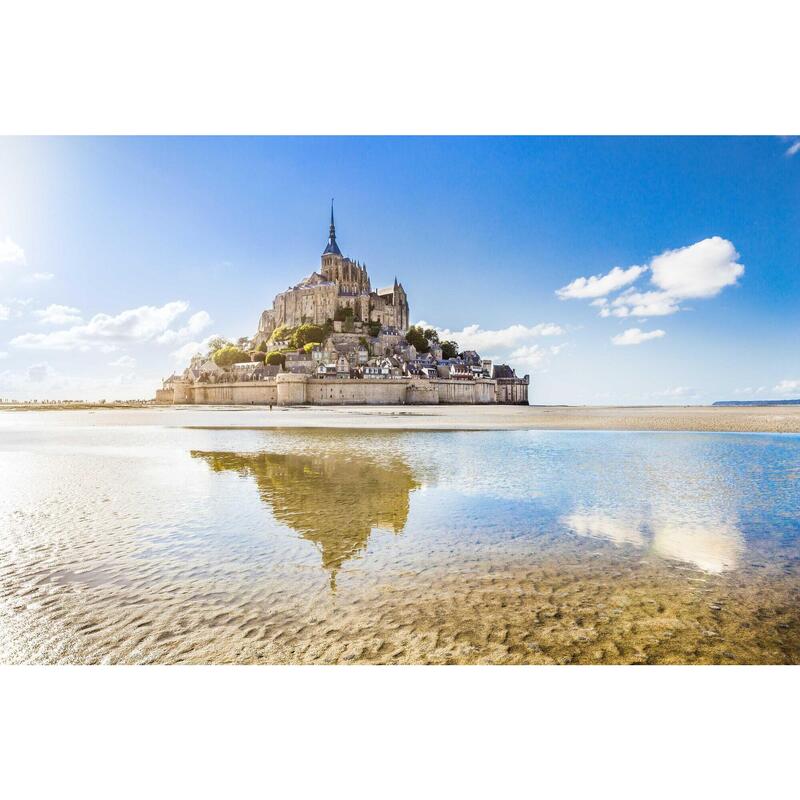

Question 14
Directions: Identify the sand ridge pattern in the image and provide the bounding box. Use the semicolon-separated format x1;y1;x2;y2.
2;544;798;664
0;413;798;664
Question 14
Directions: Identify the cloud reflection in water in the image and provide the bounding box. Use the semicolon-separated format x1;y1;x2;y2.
562;510;743;573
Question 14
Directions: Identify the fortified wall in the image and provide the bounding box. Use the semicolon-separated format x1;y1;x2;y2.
159;373;526;406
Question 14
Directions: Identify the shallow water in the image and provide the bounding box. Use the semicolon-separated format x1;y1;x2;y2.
1;411;798;663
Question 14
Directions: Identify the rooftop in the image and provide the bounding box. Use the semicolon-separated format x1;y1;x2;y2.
322;201;342;256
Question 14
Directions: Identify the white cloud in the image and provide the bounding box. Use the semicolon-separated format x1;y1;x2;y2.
649;237;744;300
0;298;31;321
734;386;767;396
556;265;646;300
774;379;800;396
599;305;630;318
31;272;54;281
608;238;743;318
0;236;26;266
786;139;800;157
109;355;136;368
11;300;192;351
611;327;666;346
170;333;222;364
0;352;7;360
507;344;548;370
156;310;212;344
34;304;83;325
611;289;680;317
414;320;567;377
418;320;567;376
559;237;744;321
419;321;565;351
0;361;155;401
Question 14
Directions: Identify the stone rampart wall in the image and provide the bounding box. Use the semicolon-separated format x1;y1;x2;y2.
433;379;496;404
495;380;529;405
164;375;528;405
155;388;175;404
304;378;408;405
181;381;278;406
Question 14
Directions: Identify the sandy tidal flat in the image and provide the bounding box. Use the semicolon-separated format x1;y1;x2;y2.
0;415;798;664
3;402;800;433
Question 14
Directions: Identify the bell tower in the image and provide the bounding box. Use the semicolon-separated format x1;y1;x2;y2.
321;199;343;279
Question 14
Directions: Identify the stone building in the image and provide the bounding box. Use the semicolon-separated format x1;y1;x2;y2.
255;204;409;344
156;204;532;407
492;364;530;404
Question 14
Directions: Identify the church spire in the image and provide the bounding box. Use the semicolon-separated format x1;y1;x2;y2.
322;198;342;256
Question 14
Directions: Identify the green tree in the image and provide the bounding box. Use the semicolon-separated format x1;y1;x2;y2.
206;336;232;355
258;341;268;353
251;351;267;363
212;346;251;367
303;341;321;354
441;340;459;359
405;325;430;353
423;327;439;343
292;323;325;349
269;324;294;343
266;351;286;368
367;321;381;337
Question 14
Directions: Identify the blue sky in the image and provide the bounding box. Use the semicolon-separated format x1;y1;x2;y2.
0;136;798;403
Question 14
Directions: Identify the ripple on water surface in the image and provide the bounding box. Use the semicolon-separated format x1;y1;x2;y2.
0;416;798;663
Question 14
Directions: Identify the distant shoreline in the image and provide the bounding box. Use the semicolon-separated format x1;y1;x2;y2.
712;399;800;407
2;402;799;434
0;401;151;411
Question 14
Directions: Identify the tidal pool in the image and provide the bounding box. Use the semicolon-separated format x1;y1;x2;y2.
1;412;798;663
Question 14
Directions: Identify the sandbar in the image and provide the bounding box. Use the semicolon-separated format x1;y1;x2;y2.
2;402;799;433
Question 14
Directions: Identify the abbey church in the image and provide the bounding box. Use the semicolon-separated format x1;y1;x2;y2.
157;204;529;406
255;205;410;344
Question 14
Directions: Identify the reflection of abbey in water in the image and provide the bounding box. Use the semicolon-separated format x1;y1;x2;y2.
192;449;419;583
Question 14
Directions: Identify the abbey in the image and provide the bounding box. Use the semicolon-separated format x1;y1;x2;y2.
156;205;530;406
255;204;409;344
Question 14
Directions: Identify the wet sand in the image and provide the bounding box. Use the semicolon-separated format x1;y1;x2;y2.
3;540;797;665
1;412;798;664
273;403;800;433
3;403;799;433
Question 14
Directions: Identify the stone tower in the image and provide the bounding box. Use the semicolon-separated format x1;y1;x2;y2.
320;201;370;294
254;202;410;344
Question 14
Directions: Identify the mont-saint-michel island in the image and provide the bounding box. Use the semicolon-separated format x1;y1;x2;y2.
2;136;800;675
156;205;529;407
3;16;797;798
